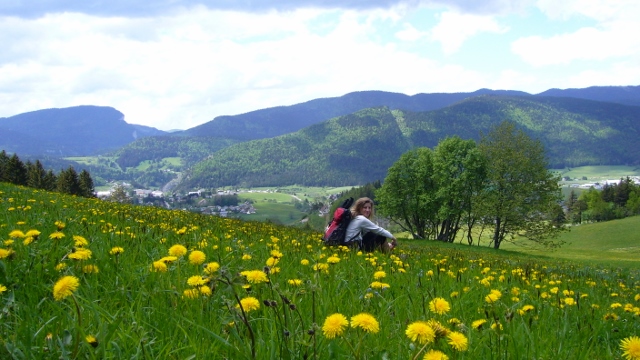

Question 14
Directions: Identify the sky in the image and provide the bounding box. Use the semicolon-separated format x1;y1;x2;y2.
0;0;639;131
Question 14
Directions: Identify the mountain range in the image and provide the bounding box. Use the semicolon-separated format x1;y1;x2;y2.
1;85;640;188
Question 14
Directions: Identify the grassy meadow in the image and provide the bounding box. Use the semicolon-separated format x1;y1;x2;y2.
1;182;640;359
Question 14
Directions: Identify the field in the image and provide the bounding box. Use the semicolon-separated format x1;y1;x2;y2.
1;182;640;359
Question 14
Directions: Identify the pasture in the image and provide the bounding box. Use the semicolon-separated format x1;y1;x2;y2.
1;182;639;359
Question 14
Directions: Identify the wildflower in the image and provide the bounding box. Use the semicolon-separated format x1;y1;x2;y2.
611;303;623;309
429;297;451;315
168;244;187;257
23;237;34;245
322;313;348;339
152;261;168;272
300;259;310;266
288;279;302;286
73;235;88;247
55;221;65;230
604;312;620;321
405;321;436;344
350;313;379;333
159;256;178;263
25;229;41;238
373;271;386;279
327;256;340;264
426;319;449;338
204;262;220;274
472;319;487;330
86;335;99;348
109;247;124;256
242;254;252;260
239;270;268;284
49;231;65;240
0;248;13;259
183;289;200;299
9;230;25;238
564;297;576;306
69;248;92;260
518;305;535;315
266;257;279;267
199;285;212;296
55;263;67;271
0;284;7;294
53;276;80;301
187;276;208;287
423;349;449;360
370;281;390;290
447;331;468;351
270;249;283;258
620;336;640;360
188;250;206;265
485;289;502;304
237;297;260;312
82;265;99;274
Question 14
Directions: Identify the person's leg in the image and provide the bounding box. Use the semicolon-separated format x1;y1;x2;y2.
361;232;386;252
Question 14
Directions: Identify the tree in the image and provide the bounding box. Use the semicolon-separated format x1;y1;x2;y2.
478;121;565;249
110;184;130;203
57;167;81;196
431;136;486;243
78;169;95;197
27;160;47;189
376;147;439;239
5;154;28;186
0;150;9;182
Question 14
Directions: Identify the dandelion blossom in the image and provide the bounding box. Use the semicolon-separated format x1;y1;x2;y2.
53;276;80;301
152;261;168;272
423;349;449;360
9;230;25;238
49;231;65;240
322;313;348;339
240;270;269;284
69;248;92;260
25;229;41;238
288;279;302;286
188;250;206;265
373;271;386;279
109;247;124;256
300;259;310;266
204;262;220;274
183;289;199;299
0;284;7;294
0;248;13;259
168;244;187;257
350;313;379;333
327;256;340;264
621;336;640;360
187;275;208;287
237;297;260;312
199;286;212;296
447;331;468;351
405;321;436;345
73;235;88;247
86;335;99;348
429;297;451;315
472;319;487;330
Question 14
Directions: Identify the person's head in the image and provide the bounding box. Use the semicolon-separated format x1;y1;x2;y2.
352;197;374;219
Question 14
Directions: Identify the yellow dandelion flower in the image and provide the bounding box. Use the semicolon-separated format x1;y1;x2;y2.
183;288;200;299
472;319;487;330
621;336;640;360
322;313;348;339
611;303;623;309
49;231;65;240
300;259;310;266
55;263;67;271
405;321;436;345
327;256;340;264
240;270;269;284
23;237;34;245
266;257;279;267
423;349;449;360
370;281;390;290
82;264;99;273
242;254;252;260
168;244;187;257
270;249;283;258
86;335;99;348
187;275;208;287
373;271;386;279
350;313;379;333
0;284;7;294
53;276;80;301
564;297;576;306
69;248;92;260
25;229;41;238
426;319;449;338
160;256;178;263
73;235;88;247
0;248;13;259
152;261;168;272
9;230;25;238
188;250;206;265
199;285;212;296
288;279;302;286
237;297;260;312
447;331;468;351
109;247;124;256
204;262;220;274
54;221;65;230
429;297;451;315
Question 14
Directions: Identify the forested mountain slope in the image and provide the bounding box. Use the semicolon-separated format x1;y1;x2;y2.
183;95;640;188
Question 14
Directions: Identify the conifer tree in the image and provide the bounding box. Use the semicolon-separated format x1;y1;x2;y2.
57;166;81;196
27;160;47;189
5;153;28;186
78;169;95;197
0;150;9;182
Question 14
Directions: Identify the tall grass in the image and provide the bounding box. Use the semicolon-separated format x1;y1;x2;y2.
1;183;639;359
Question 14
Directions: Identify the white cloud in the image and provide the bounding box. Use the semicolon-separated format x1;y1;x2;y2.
429;11;508;54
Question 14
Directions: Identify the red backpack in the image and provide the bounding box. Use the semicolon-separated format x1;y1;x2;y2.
323;197;354;246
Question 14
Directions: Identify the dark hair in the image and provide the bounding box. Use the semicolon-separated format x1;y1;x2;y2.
351;197;374;219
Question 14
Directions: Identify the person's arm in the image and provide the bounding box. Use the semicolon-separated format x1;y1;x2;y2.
359;217;394;239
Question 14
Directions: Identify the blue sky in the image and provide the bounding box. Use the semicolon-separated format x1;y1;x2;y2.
0;0;638;130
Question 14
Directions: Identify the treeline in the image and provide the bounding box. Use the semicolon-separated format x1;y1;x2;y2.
566;177;640;223
0;150;95;197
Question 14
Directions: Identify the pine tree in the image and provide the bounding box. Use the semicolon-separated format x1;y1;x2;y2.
0;150;9;182
5;153;28;186
78;169;95;197
57;167;81;195
27;160;47;189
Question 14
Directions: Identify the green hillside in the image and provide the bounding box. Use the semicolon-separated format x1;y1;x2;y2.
184;95;640;188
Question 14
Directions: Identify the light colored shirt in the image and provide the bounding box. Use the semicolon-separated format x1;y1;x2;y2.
345;215;393;243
